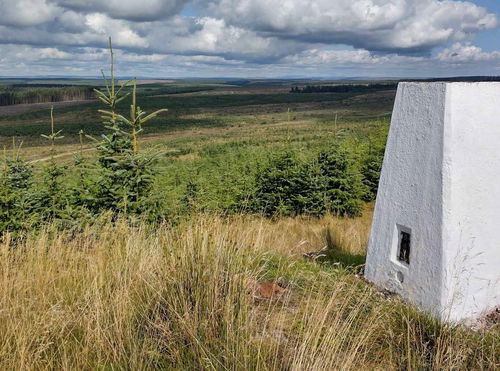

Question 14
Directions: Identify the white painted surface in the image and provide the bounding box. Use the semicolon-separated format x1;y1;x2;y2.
366;82;500;322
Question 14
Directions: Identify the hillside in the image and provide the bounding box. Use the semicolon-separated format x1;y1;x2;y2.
0;79;498;370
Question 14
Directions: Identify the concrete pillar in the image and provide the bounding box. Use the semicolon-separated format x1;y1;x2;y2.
365;82;500;323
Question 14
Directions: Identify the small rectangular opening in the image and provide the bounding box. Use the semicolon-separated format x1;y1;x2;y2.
398;231;411;264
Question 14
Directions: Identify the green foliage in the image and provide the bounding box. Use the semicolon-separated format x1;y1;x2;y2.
34;107;70;222
361;125;388;201
84;38;167;216
0;114;73;233
0;39;169;234
252;146;366;218
0;149;34;233
181;180;200;214
316;147;366;216
90;140;159;214
252;151;307;216
0;39;390;234
0;85;94;106
3;153;32;190
33;161;70;222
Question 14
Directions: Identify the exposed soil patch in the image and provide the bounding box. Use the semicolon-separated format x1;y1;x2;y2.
247;279;288;300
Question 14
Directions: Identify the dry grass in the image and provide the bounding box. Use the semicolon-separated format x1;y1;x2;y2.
0;215;498;370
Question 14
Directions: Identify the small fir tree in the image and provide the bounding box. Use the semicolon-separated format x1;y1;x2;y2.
35;106;69;222
88;37;167;216
0;140;34;234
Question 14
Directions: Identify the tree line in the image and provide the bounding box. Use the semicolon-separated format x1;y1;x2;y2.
0;86;95;106
290;83;397;94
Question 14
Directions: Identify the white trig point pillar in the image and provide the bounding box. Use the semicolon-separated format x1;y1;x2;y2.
365;82;500;323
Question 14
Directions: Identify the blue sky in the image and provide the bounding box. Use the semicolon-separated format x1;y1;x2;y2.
471;0;500;51
0;0;499;78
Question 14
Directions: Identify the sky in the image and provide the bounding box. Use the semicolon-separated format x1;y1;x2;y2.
0;0;499;78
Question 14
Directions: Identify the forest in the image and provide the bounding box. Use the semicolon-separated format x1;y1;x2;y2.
0;85;94;106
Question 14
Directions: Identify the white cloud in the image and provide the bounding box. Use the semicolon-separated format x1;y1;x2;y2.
283;49;417;66
203;0;497;53
0;0;59;27
144;16;306;61
84;13;148;48
437;43;500;63
0;0;498;77
181;54;243;65
0;45;74;75
36;47;71;59
3;45;70;61
50;0;188;21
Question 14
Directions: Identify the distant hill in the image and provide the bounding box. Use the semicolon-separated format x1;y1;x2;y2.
402;76;500;82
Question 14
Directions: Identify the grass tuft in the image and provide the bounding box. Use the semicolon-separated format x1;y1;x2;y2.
0;215;497;370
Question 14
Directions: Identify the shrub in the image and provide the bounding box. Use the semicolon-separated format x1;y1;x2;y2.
253;146;366;218
33;106;70;222
316;147;366;217
0;150;34;233
361;125;388;201
32;160;70;223
90;139;159;215
253;151;304;216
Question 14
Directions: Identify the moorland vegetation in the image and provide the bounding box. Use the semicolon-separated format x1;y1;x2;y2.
290;83;397;94
0;41;387;234
0;41;497;370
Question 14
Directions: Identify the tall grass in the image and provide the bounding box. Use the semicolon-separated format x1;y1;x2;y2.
0;216;497;370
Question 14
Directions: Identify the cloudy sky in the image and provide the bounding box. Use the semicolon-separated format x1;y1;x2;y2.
0;0;499;78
